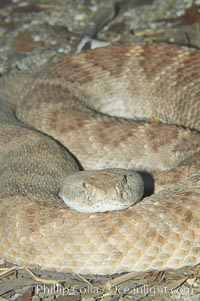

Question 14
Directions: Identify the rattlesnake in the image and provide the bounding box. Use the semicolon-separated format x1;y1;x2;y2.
0;44;199;275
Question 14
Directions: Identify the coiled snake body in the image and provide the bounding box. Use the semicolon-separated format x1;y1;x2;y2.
0;44;200;274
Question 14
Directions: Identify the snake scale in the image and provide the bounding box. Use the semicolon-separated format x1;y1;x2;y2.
0;44;200;274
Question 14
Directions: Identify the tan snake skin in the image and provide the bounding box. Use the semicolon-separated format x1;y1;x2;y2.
0;44;200;274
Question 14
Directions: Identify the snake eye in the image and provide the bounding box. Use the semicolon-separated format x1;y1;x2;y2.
83;182;87;188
